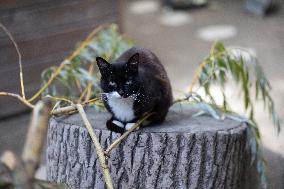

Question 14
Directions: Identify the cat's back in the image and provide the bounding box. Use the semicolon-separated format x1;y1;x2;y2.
116;46;173;122
115;46;166;74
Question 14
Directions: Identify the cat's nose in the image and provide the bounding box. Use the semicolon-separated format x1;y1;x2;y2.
118;90;128;98
118;90;124;97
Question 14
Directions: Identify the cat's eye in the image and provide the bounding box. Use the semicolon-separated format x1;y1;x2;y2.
109;81;117;87
126;80;132;85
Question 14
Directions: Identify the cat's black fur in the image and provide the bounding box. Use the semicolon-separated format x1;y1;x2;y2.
96;46;173;133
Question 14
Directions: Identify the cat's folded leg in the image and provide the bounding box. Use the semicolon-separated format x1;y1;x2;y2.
125;123;140;131
106;118;125;133
125;119;152;131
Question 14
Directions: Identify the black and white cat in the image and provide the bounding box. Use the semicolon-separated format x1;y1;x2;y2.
96;46;173;133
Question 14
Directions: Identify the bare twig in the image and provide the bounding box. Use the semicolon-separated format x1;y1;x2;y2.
43;95;74;105
84;83;94;103
75;79;83;94
0;23;25;99
0;92;34;109
78;85;89;103
76;104;114;189
21;99;52;178
51;97;99;115
51;105;77;115
105;112;154;155
84;97;100;104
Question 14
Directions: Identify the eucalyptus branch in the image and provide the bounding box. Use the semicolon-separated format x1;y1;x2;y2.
76;104;114;189
105;112;154;155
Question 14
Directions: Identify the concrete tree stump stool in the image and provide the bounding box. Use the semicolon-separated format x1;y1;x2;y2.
46;106;251;189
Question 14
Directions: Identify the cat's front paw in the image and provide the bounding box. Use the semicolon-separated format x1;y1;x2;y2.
125;123;139;131
106;119;125;133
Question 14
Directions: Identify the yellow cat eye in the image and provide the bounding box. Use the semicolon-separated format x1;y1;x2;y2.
126;80;132;85
109;81;117;86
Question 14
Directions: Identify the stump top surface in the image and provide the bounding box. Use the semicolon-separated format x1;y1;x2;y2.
52;105;246;133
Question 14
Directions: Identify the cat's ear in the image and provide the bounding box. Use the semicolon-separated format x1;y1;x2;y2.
96;57;111;76
127;53;139;73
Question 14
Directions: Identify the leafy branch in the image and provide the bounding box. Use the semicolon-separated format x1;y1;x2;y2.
175;42;281;188
40;24;133;107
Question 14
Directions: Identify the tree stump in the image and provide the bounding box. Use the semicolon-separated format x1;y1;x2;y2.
46;106;251;189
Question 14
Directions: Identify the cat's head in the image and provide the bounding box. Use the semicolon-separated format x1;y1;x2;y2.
96;53;140;98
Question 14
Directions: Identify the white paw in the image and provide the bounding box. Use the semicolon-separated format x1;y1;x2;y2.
112;120;124;128
125;123;136;130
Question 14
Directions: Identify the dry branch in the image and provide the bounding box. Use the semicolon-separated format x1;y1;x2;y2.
104;112;154;155
76;104;114;189
43;95;74;105
0;92;34;109
0;23;25;99
21;99;52;178
51;98;99;116
51;106;77;115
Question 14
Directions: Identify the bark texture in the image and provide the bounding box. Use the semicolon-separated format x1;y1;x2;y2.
46;106;251;189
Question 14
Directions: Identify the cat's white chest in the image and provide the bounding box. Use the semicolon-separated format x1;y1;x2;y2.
107;92;135;122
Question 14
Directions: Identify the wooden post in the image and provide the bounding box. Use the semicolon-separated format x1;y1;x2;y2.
46;107;252;189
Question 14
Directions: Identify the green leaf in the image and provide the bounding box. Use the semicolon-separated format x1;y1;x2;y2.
214;42;226;53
